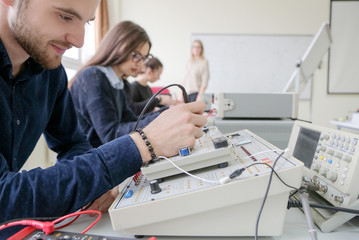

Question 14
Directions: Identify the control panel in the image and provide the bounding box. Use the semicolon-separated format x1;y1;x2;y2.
21;230;129;240
287;120;359;232
288;121;359;207
109;128;303;237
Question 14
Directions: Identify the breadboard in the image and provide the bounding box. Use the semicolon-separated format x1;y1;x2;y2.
141;126;233;180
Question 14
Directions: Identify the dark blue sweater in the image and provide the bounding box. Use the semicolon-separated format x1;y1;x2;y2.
70;66;160;147
0;40;142;238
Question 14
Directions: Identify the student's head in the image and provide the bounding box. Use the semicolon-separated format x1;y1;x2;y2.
84;20;152;77
143;57;163;83
191;40;204;59
2;0;100;69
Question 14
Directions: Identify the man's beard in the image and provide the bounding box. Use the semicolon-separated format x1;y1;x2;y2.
9;8;63;69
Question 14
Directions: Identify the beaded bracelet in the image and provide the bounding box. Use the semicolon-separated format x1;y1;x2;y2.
135;128;157;162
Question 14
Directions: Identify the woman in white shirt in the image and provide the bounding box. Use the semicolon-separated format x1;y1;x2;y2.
182;40;210;102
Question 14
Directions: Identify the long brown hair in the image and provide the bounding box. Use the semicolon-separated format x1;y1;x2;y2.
68;21;151;87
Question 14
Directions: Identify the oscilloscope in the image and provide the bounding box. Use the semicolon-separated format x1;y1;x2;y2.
109;126;304;237
287;120;359;232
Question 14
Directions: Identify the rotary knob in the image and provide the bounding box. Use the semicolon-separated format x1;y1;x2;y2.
327;149;334;155
326;171;338;181
323;134;330;140
311;162;321;172
343;155;352;163
335;152;343;158
319;167;329;176
150;180;162;194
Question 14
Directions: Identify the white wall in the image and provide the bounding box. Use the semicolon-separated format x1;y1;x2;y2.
109;0;359;127
21;135;54;171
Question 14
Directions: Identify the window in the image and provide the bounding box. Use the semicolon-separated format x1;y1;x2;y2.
62;22;95;81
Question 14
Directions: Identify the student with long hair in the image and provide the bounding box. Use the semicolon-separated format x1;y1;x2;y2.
69;21;160;148
130;57;175;115
182;40;210;102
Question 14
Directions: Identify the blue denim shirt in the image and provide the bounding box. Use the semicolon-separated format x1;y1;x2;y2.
70;66;160;147
0;40;142;238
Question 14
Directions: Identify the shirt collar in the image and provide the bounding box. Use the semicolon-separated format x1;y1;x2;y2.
0;38;44;80
96;66;124;89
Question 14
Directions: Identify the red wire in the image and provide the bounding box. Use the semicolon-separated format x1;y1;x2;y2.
206;108;217;117
7;226;37;240
53;213;80;230
53;207;85;229
1;210;101;237
52;210;101;234
0;220;54;235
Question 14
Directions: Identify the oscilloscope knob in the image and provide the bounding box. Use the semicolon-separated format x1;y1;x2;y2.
311;162;321;172
343;155;352;163
335;152;343;158
319;167;329;176
321;134;330;140
327;149;334;155
326;171;338;181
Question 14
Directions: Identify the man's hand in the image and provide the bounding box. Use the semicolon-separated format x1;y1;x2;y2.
131;101;207;162
86;187;119;213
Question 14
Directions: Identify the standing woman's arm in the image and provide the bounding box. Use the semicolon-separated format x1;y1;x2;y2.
196;59;210;101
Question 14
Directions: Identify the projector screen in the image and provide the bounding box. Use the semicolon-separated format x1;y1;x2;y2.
328;0;359;93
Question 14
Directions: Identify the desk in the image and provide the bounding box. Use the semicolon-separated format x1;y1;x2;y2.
62;209;359;240
330;120;359;132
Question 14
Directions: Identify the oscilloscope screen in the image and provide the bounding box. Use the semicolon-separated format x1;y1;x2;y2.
293;127;321;168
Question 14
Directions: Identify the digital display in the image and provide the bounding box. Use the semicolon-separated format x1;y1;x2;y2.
293;127;321;168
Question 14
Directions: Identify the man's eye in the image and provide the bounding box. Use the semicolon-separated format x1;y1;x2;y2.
60;15;73;22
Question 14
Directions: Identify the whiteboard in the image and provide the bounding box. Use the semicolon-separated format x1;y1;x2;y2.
328;0;359;93
191;34;313;97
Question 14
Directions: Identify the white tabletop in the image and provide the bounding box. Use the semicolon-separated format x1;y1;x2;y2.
330;120;359;131
62;208;359;240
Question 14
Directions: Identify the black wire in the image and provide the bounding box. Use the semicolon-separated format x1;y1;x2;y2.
133;84;189;131
227;151;299;239
288;199;359;215
253;151;285;240
246;162;298;191
289;189;299;198
310;203;359;214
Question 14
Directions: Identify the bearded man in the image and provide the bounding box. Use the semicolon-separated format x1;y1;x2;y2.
0;0;207;238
